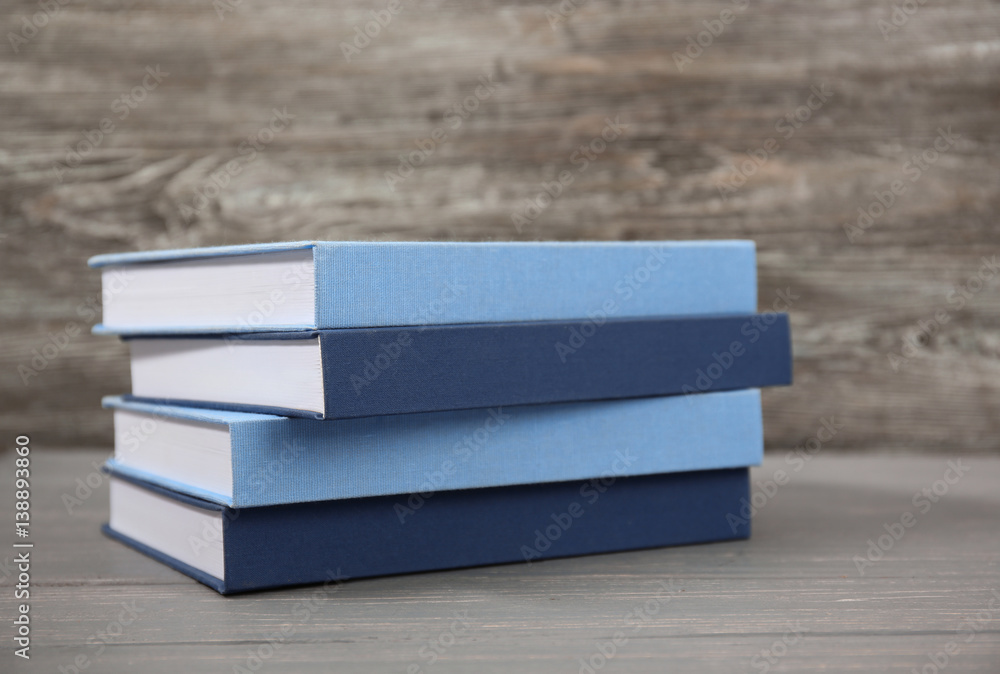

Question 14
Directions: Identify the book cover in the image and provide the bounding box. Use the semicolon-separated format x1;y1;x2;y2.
88;240;757;334
103;467;751;594
105;388;763;507
124;313;792;419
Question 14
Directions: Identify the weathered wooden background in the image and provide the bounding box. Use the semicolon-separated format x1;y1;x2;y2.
1;0;998;451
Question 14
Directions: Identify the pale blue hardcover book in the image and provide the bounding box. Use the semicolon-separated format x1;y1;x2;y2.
103;389;763;508
87;240;757;334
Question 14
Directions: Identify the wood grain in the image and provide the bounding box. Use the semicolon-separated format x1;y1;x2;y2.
1;0;999;450
2;449;998;672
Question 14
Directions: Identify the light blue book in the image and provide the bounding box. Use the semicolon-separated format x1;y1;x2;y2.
87;240;756;334
103;389;763;508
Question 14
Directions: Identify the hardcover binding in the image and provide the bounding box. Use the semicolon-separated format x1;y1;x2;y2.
104;388;764;508
121;313;791;419
317;313;791;418
91;240;758;333
104;467;751;594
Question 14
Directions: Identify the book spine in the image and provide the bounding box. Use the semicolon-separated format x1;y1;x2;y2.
313;241;756;328
222;468;750;593
228;388;762;507
322;314;790;418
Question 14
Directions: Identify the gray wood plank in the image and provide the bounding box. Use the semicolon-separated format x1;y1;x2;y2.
1;449;997;672
2;0;1000;451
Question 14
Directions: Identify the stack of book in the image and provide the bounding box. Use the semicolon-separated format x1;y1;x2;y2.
89;241;791;594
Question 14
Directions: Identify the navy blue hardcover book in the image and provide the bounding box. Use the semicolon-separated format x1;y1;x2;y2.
125;313;792;419
103;467;750;594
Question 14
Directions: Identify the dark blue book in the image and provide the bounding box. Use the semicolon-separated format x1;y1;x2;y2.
103;467;750;594
125;313;792;419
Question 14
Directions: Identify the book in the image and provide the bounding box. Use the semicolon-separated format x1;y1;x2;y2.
88;240;757;334
123;313;791;419
104;388;763;507
103;467;751;594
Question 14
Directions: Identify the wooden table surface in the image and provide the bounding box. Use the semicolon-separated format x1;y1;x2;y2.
3;0;1000;456
2;449;998;672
